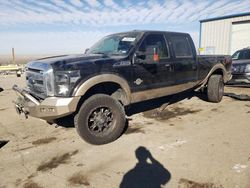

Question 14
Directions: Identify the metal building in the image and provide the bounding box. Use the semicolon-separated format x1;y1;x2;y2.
199;12;250;55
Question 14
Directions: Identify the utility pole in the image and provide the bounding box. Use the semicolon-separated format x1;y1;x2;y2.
12;47;15;65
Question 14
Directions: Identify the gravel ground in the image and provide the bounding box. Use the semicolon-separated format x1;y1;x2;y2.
0;75;250;188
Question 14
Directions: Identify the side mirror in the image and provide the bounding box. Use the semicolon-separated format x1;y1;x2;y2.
133;51;146;64
84;48;89;54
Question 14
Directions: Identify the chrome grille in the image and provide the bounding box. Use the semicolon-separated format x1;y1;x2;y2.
25;67;46;99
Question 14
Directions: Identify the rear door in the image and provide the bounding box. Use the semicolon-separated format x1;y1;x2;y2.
167;34;198;89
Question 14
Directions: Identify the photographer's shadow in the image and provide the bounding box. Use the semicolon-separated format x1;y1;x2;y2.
120;146;171;188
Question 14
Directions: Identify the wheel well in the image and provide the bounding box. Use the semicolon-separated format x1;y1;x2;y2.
76;82;128;112
197;68;225;92
208;68;225;85
203;68;224;86
212;68;224;76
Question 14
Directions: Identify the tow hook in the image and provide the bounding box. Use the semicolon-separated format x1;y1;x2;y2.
15;104;22;115
13;101;29;119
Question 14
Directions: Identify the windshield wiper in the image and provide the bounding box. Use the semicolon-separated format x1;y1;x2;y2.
91;52;110;57
92;52;107;55
109;52;123;55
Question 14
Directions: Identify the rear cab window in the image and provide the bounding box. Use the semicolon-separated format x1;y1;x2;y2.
169;35;193;58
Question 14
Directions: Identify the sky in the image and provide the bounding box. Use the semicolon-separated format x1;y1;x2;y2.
0;0;250;55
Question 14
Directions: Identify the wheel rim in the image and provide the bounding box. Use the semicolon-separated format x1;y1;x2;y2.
88;107;114;136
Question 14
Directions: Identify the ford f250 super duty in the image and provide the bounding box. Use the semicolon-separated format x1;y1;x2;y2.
13;30;232;145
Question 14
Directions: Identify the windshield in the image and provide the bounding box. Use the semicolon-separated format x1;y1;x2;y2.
232;49;250;60
87;32;141;56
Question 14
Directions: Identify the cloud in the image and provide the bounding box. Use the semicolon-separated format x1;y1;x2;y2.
84;0;101;8
104;0;119;9
0;0;249;54
0;0;249;27
70;0;84;7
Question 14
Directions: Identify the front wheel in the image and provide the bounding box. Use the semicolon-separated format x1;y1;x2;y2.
207;75;224;103
74;94;126;145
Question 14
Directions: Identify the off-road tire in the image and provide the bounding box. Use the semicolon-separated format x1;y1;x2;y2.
74;94;126;145
207;75;224;103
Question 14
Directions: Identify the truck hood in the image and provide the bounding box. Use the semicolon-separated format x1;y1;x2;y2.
232;59;250;65
26;54;124;71
36;54;115;64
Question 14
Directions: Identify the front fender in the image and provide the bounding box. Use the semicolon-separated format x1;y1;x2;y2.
72;74;131;105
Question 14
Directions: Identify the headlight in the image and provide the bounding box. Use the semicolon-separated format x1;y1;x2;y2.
245;64;250;73
55;70;80;96
44;69;54;96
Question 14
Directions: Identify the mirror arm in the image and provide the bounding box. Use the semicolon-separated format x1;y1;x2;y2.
132;53;136;64
84;48;90;54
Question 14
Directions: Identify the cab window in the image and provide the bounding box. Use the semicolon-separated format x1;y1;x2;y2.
138;34;169;59
170;36;193;58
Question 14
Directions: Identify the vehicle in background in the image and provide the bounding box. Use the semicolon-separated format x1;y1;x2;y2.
13;30;232;145
228;47;250;84
0;65;24;77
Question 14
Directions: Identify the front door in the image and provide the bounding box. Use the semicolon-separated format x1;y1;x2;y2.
131;33;175;102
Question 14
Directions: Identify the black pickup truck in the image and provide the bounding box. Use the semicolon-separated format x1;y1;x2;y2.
13;30;232;145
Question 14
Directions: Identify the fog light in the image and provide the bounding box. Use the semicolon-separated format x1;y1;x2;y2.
58;85;69;95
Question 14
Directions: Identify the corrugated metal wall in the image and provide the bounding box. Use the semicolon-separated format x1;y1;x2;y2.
200;15;250;55
231;22;250;54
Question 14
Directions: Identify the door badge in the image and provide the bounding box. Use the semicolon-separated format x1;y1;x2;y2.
134;78;143;85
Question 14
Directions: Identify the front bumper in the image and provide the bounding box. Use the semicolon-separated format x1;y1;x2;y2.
13;85;80;120
227;73;250;84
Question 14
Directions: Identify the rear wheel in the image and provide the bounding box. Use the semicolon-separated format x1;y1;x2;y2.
207;75;224;103
74;94;126;145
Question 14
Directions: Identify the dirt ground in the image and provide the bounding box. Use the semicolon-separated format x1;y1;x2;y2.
0;75;250;188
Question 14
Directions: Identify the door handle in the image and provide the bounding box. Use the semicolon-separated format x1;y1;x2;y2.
165;64;173;71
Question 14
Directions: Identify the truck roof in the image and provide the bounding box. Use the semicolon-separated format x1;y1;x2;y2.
109;30;190;36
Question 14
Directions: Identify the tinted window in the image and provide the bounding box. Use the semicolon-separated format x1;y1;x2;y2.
171;36;193;58
138;34;169;58
232;49;250;60
232;51;240;59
